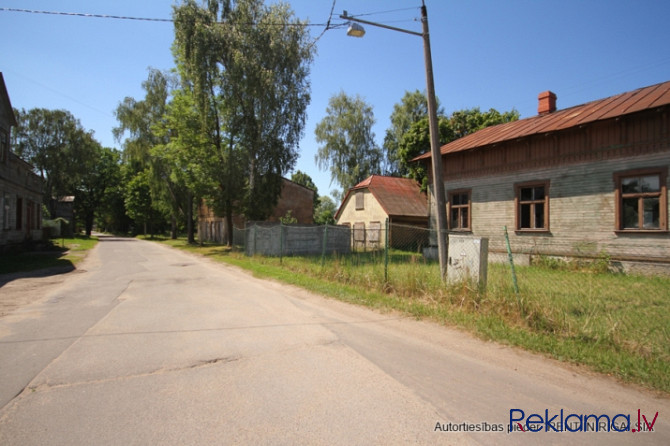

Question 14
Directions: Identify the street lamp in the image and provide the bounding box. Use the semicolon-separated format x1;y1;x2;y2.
340;2;449;279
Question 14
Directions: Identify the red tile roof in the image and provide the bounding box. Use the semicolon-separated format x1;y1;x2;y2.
414;80;670;161
335;175;427;219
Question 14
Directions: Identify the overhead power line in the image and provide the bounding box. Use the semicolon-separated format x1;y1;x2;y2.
0;7;336;27
0;7;173;22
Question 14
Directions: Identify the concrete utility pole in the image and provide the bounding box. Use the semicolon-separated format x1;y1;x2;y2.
340;1;449;279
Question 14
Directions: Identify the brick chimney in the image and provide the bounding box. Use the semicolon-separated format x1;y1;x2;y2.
538;91;557;115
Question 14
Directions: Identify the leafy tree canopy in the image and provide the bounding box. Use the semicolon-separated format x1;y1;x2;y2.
172;0;314;242
383;90;444;176
315;92;382;193
313;195;337;225
398;107;520;188
12;108;100;215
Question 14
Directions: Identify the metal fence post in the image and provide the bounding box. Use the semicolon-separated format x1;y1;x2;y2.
253;223;257;257
321;224;328;267
280;222;284;264
504;226;523;314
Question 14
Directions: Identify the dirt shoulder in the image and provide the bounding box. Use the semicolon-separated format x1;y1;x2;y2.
0;267;78;318
0;245;98;318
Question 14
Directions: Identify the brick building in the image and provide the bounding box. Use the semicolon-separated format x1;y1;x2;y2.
0;73;43;251
198;177;315;244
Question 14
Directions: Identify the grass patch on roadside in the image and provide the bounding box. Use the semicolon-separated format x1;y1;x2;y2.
0;235;98;275
155;238;670;394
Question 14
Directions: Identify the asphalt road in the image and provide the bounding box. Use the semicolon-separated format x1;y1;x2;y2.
0;236;668;445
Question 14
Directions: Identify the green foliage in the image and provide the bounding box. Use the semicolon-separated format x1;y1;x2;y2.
315;92;382;191
12;108;100;215
114;68;194;239
383;89;444;176
396;106;520;187
313;195;337;225
449;107;520;139
124;169;164;235
279;210;298;225
398;116;453;190
75;146;123;236
172;0;314;234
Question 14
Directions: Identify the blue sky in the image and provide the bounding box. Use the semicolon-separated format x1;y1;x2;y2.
2;0;670;200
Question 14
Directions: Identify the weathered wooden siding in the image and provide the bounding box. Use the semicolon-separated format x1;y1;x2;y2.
427;108;670;265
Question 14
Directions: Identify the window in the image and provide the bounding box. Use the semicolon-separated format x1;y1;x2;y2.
353;222;365;242
614;168;667;231
368;221;381;243
355;191;364;210
0;130;7;163
515;181;549;231
16;197;23;230
1;194;9;230
448;190;471;231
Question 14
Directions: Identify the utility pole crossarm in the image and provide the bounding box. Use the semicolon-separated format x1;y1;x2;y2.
339;12;422;37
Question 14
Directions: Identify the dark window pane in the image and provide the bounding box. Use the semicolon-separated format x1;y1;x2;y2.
450;208;459;228
621;177;640;194
459;193;468;204
520;204;531;228
534;203;545;228
640;175;660;193
451;194;460;206
533;186;545;200
622;197;639;228
520;187;532;201
461;208;469;229
643;197;660;229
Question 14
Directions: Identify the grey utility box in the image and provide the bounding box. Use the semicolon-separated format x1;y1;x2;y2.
447;235;489;289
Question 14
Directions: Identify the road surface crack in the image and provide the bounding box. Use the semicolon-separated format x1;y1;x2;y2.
16;356;242;397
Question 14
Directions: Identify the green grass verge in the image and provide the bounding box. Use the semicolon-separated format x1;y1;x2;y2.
0;236;98;275
153;238;669;394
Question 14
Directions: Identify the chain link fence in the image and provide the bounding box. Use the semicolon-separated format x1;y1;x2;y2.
230;220;668;376
234;220;669;300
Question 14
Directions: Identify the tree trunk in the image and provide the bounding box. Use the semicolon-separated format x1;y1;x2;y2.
171;215;177;239
85;212;94;237
187;193;195;244
225;206;233;247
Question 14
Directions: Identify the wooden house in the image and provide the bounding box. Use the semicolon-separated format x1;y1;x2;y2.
415;81;670;272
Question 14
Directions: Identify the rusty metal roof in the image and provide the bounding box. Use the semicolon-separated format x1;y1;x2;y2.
335;175;427;219
414;80;670;160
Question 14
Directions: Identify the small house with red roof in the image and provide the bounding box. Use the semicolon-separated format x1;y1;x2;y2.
414;80;670;272
335;175;428;250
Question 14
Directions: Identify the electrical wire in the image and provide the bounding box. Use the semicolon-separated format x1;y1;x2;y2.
0;7;335;27
346;6;419;19
0;7;173;22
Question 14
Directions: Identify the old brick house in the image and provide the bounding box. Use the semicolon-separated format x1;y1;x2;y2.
415;80;670;271
335;175;428;249
198;177;315;244
0;73;43;251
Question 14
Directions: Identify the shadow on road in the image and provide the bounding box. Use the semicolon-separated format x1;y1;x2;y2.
95;234;137;242
0;262;75;288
